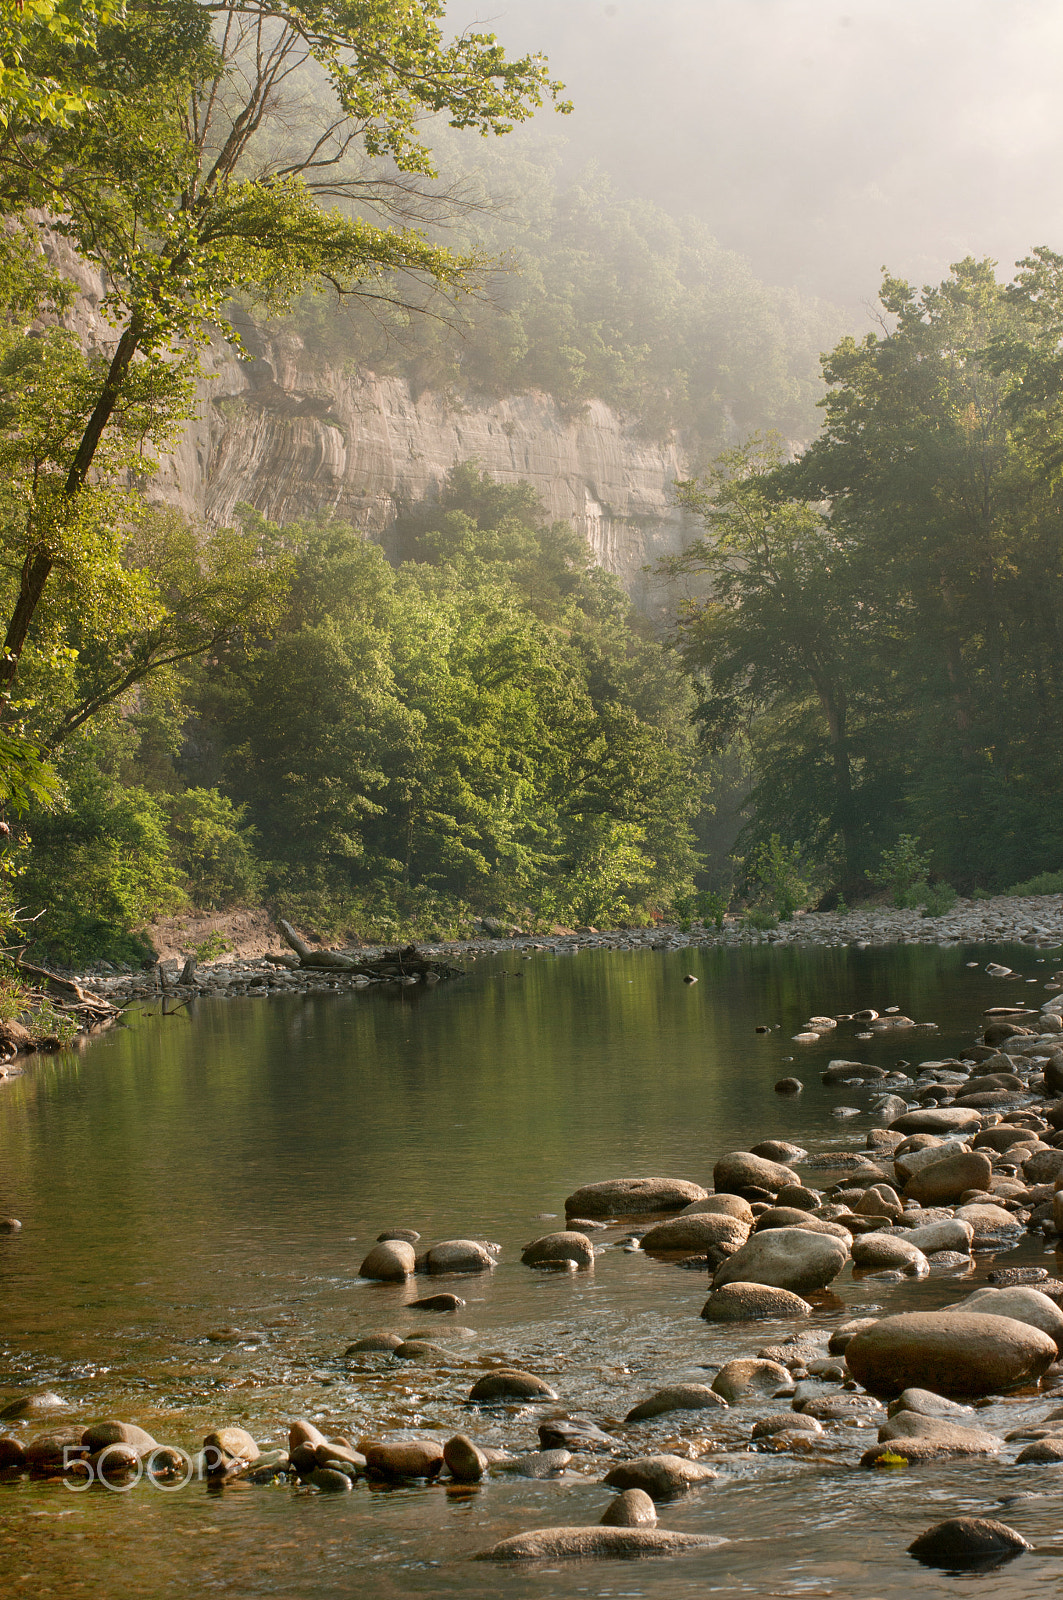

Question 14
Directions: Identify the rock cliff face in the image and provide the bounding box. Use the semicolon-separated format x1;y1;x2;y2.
157;330;697;601
52;241;699;599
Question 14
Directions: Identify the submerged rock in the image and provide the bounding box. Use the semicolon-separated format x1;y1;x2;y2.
475;1526;727;1560
468;1370;558;1402
359;1240;415;1281
701;1282;813;1321
521;1231;595;1269
625;1384;728;1423
908;1517;1030;1567
710;1358;791;1403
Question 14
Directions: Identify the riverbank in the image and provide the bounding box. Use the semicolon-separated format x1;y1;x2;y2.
70;891;1063;1008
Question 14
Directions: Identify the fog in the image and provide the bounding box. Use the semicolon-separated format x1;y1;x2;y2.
446;0;1063;310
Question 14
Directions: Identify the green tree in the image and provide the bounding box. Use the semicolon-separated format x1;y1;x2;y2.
0;0;568;702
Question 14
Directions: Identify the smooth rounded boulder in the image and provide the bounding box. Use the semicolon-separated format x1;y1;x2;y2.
712;1227;848;1295
468;1370;558;1402
701;1283;813;1321
521;1231;595;1269
679;1194;755;1222
364;1440;444;1479
903;1149;992;1206
713;1152;798;1196
563;1178;707;1218
850;1233;929;1274
844;1311;1057;1396
443;1434;487;1482
625;1385;727;1423
603;1454;718;1499
600;1488;657;1526
889;1108;982;1135
953;1286;1063;1353
640;1214;749;1254
710;1358;790;1402
908;1517;1030;1567
422;1239;496;1274
359;1240;415;1281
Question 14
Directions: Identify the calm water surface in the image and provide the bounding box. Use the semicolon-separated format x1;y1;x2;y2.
2;939;1062;1598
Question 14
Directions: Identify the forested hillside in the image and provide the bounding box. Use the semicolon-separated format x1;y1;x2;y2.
284;129;842;460
669;256;1063;905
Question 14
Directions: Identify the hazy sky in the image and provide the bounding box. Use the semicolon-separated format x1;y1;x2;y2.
446;0;1063;309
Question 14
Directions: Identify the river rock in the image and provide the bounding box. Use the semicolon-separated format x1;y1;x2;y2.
827;1317;879;1354
903;1149;993;1205
850;1233;929;1274
314;1442;365;1472
538;1418;615;1451
640;1214;749;1254
600;1487;657;1525
501;1448;571;1477
409;1293;465;1311
877;1412;1001;1453
895;1217;974;1254
754;1209;852;1239
1015;1437;1063;1462
378;1228;420;1244
82;1421;158;1456
679;1194;755;1222
0;1437;25;1470
844;1311;1058;1396
909;1517;1030;1565
886;1388;974;1419
603;1454;718;1499
953;1202;1025;1245
953;1286;1063;1352
701;1283;813;1320
776;1184;819;1210
775;1077;804;1094
468;1370;558;1402
889;1108;983;1135
797;1393;883;1420
475;1526;726;1560
822;1061;887;1082
750;1140;807;1163
713;1227;848;1294
853;1183;903;1220
392;1340;452;1361
521;1231;595;1269
443;1434;487;1482
0;1390;69;1421
25;1426;94;1474
751;1412;823;1438
422;1239;497;1274
564;1178;707;1218
625;1385;728;1422
345;1333;404;1354
862;1436;995;1465
289;1418;329;1451
309;1466;352;1492
710;1358;791;1402
204;1427;260;1471
359;1240;415;1281
713;1152;798;1196
364;1440;444;1479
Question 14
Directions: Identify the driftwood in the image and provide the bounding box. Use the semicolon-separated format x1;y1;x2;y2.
276;921;462;980
14;957;117;1018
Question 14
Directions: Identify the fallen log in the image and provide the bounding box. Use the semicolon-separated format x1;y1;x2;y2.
276;922;462;981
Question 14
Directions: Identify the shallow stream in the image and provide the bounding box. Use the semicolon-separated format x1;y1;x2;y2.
2;940;1063;1597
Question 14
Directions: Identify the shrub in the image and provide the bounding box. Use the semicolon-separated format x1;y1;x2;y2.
1004;869;1063;896
921;882;958;917
744;907;779;930
749;835;809;920
878;835;932;907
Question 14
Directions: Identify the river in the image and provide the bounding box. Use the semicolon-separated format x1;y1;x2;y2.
1;940;1062;1597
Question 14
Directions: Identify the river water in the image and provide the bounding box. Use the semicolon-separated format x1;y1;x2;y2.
2;940;1063;1597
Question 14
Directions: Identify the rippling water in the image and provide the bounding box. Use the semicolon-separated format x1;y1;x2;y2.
2;939;1062;1597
